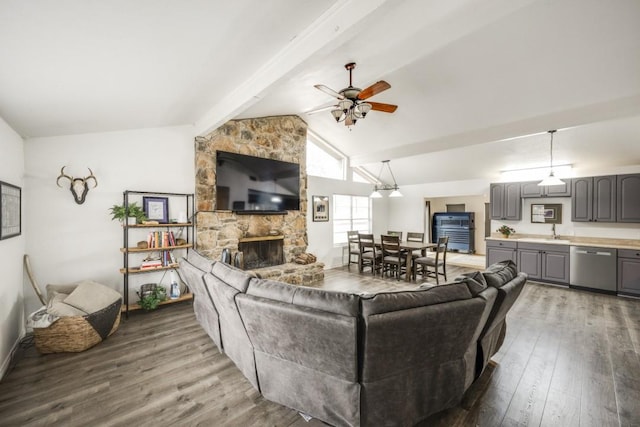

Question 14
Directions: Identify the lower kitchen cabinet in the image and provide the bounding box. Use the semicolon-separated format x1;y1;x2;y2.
517;242;570;284
618;249;640;296
486;239;517;267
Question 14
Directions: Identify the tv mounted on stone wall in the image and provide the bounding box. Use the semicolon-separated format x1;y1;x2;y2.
215;150;300;214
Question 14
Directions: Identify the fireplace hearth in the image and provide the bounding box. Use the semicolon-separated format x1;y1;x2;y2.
238;236;284;270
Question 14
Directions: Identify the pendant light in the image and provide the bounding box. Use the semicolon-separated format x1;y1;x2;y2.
369;160;403;198
538;130;565;186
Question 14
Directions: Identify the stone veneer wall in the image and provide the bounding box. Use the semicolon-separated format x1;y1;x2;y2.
195;115;308;264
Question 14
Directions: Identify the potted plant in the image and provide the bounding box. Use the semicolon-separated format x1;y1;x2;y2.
497;225;516;238
137;284;167;311
109;202;147;225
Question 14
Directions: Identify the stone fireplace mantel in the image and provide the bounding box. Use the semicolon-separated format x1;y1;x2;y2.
194;115;323;285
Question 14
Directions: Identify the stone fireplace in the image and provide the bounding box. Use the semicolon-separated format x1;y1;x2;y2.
194;115;323;283
238;236;284;269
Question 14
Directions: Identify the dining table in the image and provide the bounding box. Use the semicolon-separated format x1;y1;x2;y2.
374;239;437;282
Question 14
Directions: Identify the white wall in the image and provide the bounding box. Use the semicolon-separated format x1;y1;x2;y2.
23;125;195;314
307;176;388;268
0;117;25;379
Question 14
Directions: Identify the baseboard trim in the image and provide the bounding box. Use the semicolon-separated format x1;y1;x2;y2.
0;330;26;380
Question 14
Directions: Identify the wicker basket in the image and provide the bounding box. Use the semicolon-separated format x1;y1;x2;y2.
33;299;122;354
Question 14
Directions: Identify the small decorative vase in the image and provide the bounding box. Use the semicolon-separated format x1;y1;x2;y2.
502;234;509;238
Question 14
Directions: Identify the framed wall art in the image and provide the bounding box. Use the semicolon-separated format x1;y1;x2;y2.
312;195;329;222
0;181;22;240
143;196;169;223
531;203;562;224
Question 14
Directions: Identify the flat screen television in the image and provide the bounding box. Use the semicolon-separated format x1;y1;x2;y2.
215;150;300;213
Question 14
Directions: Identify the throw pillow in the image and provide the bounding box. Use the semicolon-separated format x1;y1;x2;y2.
47;291;88;317
64;281;122;314
454;270;487;295
483;260;518;288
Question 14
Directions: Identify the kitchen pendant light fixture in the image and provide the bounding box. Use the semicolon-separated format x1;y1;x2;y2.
369;160;403;198
538;130;565;186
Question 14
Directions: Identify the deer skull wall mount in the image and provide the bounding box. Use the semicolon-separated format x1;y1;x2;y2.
56;166;98;204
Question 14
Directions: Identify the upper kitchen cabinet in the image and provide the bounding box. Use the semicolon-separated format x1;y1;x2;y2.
617;174;640;222
571;176;616;222
490;182;521;220
521;180;571;198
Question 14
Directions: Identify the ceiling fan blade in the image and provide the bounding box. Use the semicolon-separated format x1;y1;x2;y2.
305;104;337;115
314;84;345;100
369;102;398;113
357;80;391;100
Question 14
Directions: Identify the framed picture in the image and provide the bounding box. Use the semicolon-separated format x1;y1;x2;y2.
143;197;169;223
531;203;562;224
0;181;21;240
312;195;329;222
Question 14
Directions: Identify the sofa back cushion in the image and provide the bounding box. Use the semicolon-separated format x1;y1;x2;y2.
179;257;222;351
211;261;252;292
237;279;361;427
359;283;487;424
187;249;215;273
477;272;527;376
203;268;258;389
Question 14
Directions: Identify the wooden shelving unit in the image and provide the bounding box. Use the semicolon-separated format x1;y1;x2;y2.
120;190;194;318
121;292;193;313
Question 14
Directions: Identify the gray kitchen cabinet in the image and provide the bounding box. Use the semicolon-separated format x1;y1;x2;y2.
618;249;640;296
521;180;571;198
490;182;521;220
517;242;570;284
617;174;640;222
486;239;517;267
571;175;616;222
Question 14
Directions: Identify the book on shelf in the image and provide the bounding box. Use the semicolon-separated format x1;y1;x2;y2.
140;259;162;270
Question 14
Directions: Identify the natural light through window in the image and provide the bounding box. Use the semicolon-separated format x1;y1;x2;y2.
306;135;345;180
333;195;371;245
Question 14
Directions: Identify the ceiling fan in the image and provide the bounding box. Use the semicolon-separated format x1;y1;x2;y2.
310;62;397;127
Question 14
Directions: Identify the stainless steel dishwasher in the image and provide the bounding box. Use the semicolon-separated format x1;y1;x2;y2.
570;246;617;292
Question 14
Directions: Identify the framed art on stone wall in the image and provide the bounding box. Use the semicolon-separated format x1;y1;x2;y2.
312;195;329;222
0;181;21;240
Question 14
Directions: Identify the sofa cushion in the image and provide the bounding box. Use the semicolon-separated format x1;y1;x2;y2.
63;281;122;314
47;292;88;317
46;283;80;302
483;260;518;288
211;261;252;292
360;282;472;317
187;250;215;273
454;270;488;296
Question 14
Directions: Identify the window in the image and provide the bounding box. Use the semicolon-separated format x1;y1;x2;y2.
306;134;345;180
333;194;371;245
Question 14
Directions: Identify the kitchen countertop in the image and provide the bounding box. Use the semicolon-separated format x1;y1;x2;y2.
486;235;640;250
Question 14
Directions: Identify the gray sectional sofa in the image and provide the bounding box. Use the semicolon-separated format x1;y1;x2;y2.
178;251;526;427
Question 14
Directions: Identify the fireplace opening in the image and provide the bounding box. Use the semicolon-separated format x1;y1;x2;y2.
238;236;284;270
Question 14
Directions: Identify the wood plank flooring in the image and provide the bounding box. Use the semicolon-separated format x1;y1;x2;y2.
1;265;639;426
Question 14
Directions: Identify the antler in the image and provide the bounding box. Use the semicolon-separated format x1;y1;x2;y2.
85;168;98;188
56;166;73;187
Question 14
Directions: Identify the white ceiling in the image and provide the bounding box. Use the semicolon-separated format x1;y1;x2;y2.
2;0;640;185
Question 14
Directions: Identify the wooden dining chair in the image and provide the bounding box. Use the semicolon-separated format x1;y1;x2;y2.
358;233;381;275
413;236;449;284
387;230;403;241
347;230;360;268
381;234;406;280
406;232;425;259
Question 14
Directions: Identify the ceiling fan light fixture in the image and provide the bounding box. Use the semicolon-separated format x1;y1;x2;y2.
338;99;352;113
331;109;343;122
357;102;372;117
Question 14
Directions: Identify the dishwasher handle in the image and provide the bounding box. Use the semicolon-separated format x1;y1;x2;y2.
574;249;612;256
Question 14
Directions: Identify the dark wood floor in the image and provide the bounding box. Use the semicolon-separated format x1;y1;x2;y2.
1;265;639;426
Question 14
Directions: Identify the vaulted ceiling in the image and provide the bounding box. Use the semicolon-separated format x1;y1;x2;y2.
1;0;639;185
